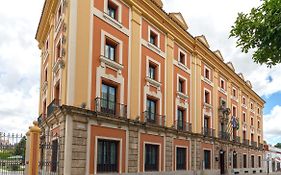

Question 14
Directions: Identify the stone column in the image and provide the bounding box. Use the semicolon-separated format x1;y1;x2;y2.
28;121;41;175
128;126;139;173
165;133;173;171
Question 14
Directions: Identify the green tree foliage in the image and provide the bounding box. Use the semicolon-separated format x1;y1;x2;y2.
230;0;281;67
275;143;281;149
13;136;26;158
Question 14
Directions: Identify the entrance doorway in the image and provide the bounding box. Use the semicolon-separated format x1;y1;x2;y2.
220;150;225;175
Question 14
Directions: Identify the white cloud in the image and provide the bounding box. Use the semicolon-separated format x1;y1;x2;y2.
0;0;44;133
163;0;281;97
264;105;281;144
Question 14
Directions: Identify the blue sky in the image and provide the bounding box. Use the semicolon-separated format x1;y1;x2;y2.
0;0;280;145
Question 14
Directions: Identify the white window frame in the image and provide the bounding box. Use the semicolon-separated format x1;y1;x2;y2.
178;48;187;66
220;78;225;90
55;35;63;62
146;57;161;82
204;65;211;80
177;74;187;95
203;149;212;170
232;87;237;97
104;0;122;23
55;0;64;29
143;142;161;172
204;88;212;105
148;26;160;48
242;112;246;122
232;104;237;117
175;145;188;171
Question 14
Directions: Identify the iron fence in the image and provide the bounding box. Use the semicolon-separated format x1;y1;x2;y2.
0;132;26;175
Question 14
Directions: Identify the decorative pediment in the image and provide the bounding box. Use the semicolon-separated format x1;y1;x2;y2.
151;0;163;8
196;35;210;48
169;12;188;30
238;73;244;80
213;50;224;61
226;62;235;72
246;80;252;88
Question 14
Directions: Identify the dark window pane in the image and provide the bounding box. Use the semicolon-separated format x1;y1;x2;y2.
145;144;159;171
204;150;211;169
176;147;186;170
97;139;118;173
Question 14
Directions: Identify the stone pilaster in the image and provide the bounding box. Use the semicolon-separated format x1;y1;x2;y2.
128;126;139;173
165;133;173;171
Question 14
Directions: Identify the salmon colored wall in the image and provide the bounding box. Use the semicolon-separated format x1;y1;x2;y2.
140;46;165;117
140;133;164;172
89;125;126;174
91;16;129;109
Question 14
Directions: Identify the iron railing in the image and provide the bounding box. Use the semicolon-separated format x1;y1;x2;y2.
0;132;26;175
242;139;249;146
251;141;257;148
233;136;241;143
142;111;165;126
95;97;127;118
258;143;264;150
202;127;215;137
219;131;231;141
174;121;192;132
47;99;61;117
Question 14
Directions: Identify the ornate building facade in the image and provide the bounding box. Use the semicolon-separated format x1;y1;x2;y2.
36;0;265;174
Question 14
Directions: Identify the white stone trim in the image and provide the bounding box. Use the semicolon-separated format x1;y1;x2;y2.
94;136;122;174
148;25;160;48
141;39;166;58
100;30;123;65
201;76;214;87
173;59;191;75
203;148;212;170
204;88;212;106
178;47;187;66
92;7;129;36
177;74;188;95
204;65;211;80
103;0;122;24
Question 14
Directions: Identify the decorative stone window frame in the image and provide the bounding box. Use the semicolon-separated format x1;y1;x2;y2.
42;64;48;94
178;47;187;67
204;65;211;81
143;142;161;172
174;145;189;171
231;86;238;102
104;0;122;24
176;74;188;99
232;104;237;117
148;26;160;49
204;88;212;106
250;102;255;113
55;0;64;32
242;96;247;109
202;149;212;170
242;111;246;122
146;56;161;88
100;30;123;71
94;136;122;174
43;35;50;64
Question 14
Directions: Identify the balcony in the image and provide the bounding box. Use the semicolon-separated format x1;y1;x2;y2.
142;111;165;127
251;141;257;148
258;143;264;150
242;139;249;146
233;136;241;143
202;127;215;137
47;99;61;117
174;120;192;132
219;131;231;141
95;97;127;118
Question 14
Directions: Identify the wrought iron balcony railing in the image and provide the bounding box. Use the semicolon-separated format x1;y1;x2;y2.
95;98;127;118
174;120;192;132
242;139;249;146
202;127;215;137
219;131;231;141
142;111;165;127
251;141;257;148
47;99;61;117
233;136;241;143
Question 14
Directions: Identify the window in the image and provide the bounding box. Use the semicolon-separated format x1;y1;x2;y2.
257;108;260;114
251;118;253;126
51;139;58;172
220;79;225;90
107;0;118;20
148;63;156;80
258;136;260;144
45;39;49;51
251;134;254;142
146;99;157;122
177;109;184;130
250;102;253;110
243;131;246;140
204;67;210;80
220;98;226;108
101;83;117;114
242;97;246;105
43;100;46;116
178;78;185;93
105;38;117;61
97;139;118;173
232;88;236;97
44;69;48;82
258;156;261;168
179;52;186;65
232;106;236;117
145;144;159;171
204;116;209;129
251;155;255;168
55;40;62;61
233;152;237;169
149;31;158;46
176;147;186;170
204;90;210;104
204;150;211;169
243;112;246;122
56;3;63;25
243;154;247;168
258;121;260;128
